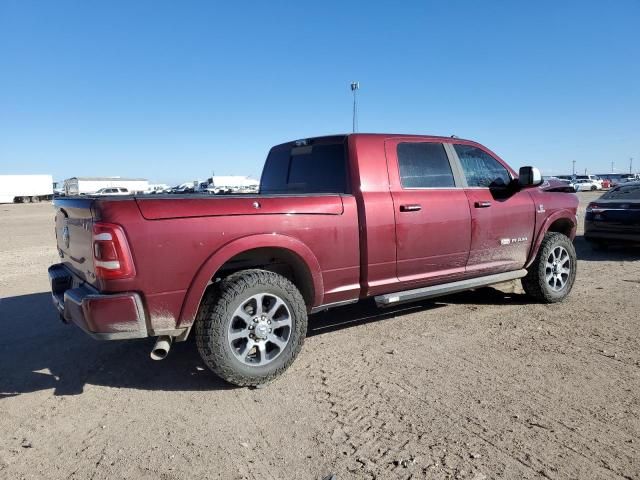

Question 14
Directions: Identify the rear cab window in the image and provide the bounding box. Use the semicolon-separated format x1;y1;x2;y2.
454;144;511;188
260;136;349;194
397;142;455;188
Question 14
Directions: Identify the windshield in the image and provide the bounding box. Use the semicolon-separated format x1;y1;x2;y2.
602;184;640;200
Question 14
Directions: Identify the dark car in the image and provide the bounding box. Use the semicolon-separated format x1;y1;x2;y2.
585;182;640;248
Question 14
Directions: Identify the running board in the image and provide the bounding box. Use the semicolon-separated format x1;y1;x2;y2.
374;269;527;307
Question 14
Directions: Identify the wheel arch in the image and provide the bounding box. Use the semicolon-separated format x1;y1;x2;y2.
178;234;323;327
525;210;577;268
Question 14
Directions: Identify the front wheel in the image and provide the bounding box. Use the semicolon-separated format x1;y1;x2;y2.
195;269;308;387
522;232;577;303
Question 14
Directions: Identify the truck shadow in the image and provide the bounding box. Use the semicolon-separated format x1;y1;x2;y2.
0;287;527;397
574;235;640;261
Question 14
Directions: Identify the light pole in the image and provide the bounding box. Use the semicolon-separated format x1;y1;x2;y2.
631;157;634;175
350;81;360;133
611;161;614;173
572;160;576;176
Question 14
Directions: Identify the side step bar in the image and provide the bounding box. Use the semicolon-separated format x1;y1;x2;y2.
375;269;527;307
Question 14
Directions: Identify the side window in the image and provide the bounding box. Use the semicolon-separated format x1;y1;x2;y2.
454;145;511;188
397;142;455;188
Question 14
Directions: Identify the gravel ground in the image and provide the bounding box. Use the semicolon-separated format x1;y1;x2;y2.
1;192;639;480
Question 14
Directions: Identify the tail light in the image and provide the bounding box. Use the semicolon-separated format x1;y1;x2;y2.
586;203;600;213
92;222;136;279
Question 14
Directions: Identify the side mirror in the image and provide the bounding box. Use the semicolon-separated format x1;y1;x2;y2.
518;166;543;187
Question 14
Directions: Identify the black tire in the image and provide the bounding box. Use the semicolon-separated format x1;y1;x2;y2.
590;185;597;191
522;232;577;303
195;269;308;387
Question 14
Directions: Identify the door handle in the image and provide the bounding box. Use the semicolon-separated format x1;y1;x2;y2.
400;204;421;212
474;201;492;208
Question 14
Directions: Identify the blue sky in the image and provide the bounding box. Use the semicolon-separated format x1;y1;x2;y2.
1;0;638;184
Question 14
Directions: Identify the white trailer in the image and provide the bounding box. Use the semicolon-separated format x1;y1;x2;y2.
63;177;149;196
0;175;54;203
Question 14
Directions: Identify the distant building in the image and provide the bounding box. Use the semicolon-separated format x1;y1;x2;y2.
64;177;149;195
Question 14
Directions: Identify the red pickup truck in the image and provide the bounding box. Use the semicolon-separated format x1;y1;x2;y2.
49;134;578;386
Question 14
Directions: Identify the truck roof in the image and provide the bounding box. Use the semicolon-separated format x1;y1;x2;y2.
275;133;478;148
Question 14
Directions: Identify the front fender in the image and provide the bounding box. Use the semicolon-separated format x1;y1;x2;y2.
525;209;578;268
177;234;324;327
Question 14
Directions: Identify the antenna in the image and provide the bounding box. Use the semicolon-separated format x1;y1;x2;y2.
350;81;360;133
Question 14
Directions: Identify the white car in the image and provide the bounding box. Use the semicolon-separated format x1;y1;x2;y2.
574;175;603;189
574;179;601;191
93;187;130;196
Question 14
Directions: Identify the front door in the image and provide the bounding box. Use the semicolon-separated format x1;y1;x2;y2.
451;143;535;274
385;139;471;285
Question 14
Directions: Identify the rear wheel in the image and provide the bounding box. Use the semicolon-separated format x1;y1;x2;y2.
590;185;597;191
195;269;308;386
522;232;577;303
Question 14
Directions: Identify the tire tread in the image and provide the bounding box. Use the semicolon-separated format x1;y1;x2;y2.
522;232;576;303
195;269;307;387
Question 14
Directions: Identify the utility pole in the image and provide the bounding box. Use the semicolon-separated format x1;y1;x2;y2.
350;81;360;133
572;160;576;176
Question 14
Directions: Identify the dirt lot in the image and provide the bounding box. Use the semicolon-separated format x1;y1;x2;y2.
1;192;639;480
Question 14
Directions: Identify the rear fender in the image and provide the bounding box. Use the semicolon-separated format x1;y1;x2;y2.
177;234;323;327
525;209;577;268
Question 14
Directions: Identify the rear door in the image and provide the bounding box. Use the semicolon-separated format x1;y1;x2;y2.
451;144;535;274
385;138;471;284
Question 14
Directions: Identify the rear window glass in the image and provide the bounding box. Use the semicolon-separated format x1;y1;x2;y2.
260;140;348;194
602;184;640;200
397;142;455;188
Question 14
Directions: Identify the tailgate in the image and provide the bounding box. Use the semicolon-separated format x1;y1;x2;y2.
54;199;97;286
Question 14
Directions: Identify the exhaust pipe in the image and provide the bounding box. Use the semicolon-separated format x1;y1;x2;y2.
150;335;173;361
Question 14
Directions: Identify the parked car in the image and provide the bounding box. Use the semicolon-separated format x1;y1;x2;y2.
144;184;171;194
597;174;639;188
169;184;195;194
574;174;603;189
574;179;601;191
48;133;579;386
92;187;130;196
585;181;640;248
